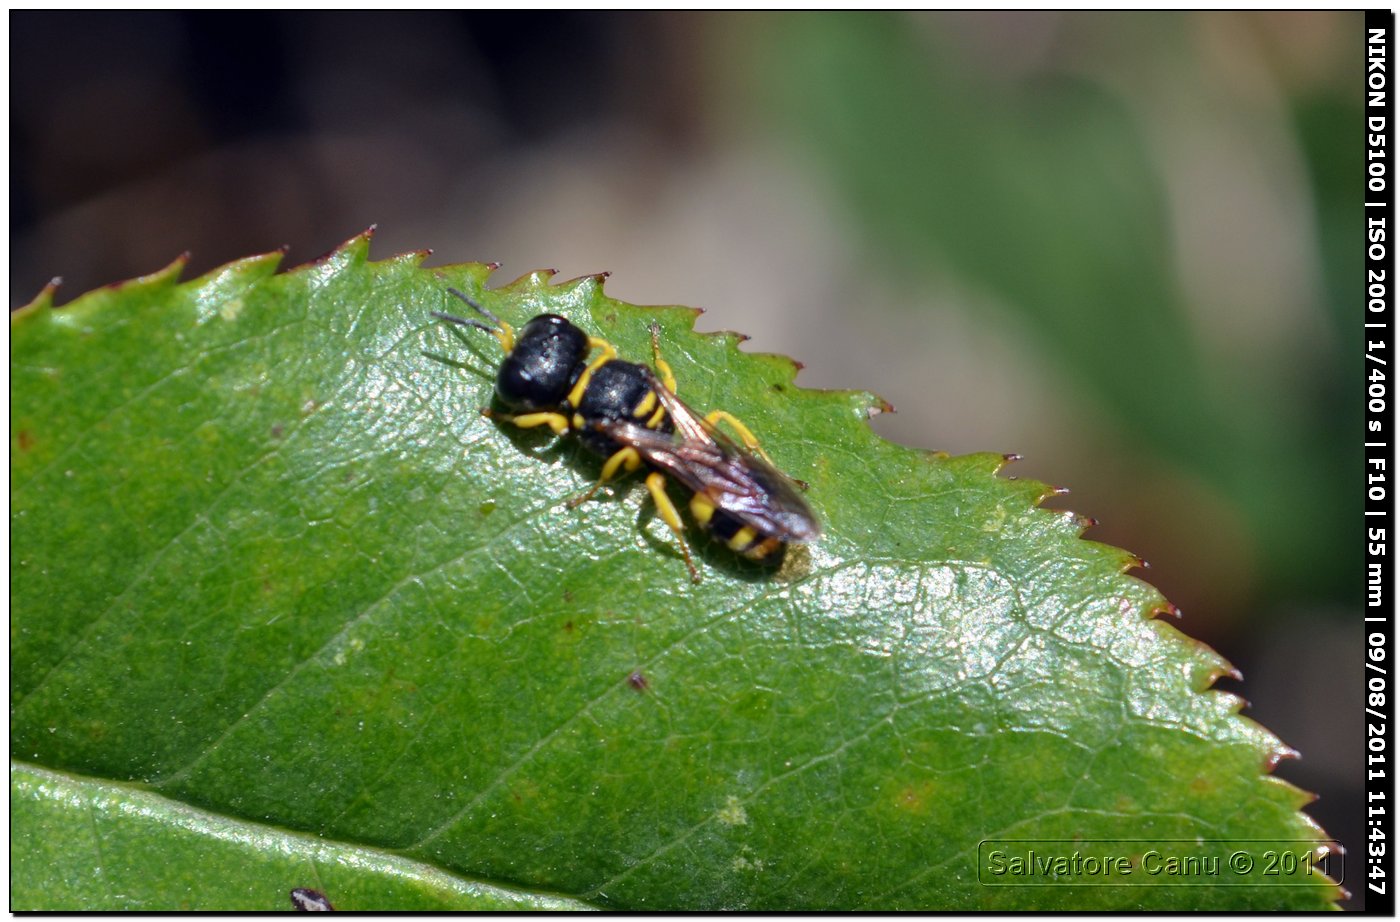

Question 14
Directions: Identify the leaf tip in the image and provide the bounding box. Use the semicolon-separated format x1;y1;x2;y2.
386;248;433;270
866;395;895;418
186;249;287;299
500;267;561;291
559;269;612;288
1264;743;1302;771
293;228;376;271
11;276;62;321
108;252;190;293
1151;601;1183;620
556;270;612;301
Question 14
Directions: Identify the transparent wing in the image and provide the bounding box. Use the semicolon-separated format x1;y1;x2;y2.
597;372;820;543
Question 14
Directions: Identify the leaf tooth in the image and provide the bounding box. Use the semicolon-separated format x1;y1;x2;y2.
185;250;286;294
498;268;560;291
1170;628;1240;694
105;252;190;295
431;263;500;294
557;270;612;289
1151;602;1183;620
10;276;62;322
1263;743;1302;772
552;272;612;306
292;226;376;271
378;249;434;273
865;395;895;418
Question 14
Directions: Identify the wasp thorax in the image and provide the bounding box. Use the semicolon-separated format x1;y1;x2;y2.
495;314;589;411
571;360;667;455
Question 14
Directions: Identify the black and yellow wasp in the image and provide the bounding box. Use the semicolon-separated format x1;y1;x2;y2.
432;287;819;579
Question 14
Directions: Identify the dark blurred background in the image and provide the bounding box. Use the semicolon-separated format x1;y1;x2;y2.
10;11;1363;906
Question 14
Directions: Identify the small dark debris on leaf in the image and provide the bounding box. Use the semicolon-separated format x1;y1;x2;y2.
290;888;335;911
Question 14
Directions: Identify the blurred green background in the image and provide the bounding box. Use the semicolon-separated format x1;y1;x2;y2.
10;11;1362;906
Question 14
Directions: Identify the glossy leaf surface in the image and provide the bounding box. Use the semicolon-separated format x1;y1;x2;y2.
10;234;1339;909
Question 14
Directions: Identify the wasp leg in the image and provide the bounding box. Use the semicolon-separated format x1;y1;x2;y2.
644;322;679;429
644;471;699;582
565;336;621;407
648;323;680;393
566;446;642;509
704;409;780;466
484;408;571;437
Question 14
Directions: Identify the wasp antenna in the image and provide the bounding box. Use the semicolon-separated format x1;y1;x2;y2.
445;287;503;327
430;310;497;335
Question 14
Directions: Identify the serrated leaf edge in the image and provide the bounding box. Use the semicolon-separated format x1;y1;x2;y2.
14;231;1343;906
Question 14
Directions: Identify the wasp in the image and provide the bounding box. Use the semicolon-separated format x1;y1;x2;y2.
432;287;819;579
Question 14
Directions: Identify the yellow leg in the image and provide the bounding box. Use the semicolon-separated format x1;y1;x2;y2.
489;321;516;354
485;409;571;437
644;472;699;581
587;336;618;361
565;336;620;407
647;324;783;473
566;447;641;508
649;323;679;393
704;409;776;466
646;323;679;429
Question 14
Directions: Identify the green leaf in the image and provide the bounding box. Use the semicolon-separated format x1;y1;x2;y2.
11;232;1339;910
11;762;594;910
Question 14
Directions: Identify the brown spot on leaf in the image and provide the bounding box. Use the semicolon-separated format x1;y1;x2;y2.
17;430;34;452
894;780;936;814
